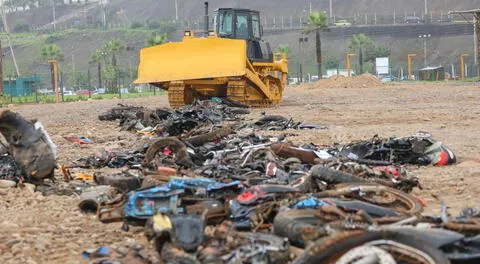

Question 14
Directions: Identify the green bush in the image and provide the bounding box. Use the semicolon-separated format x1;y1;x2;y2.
130;21;144;29
147;20;161;29
13;20;30;33
128;87;139;93
45;33;65;43
74;24;89;30
159;22;178;35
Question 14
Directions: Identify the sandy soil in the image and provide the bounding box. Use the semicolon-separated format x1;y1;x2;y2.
1;81;480;263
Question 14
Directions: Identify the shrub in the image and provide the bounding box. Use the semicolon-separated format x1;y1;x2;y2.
13;20;30;33
130;21;144;29
147;20;161;29
45;33;65;43
159;21;178;35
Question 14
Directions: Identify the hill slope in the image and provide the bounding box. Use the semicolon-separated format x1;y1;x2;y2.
6;0;480;30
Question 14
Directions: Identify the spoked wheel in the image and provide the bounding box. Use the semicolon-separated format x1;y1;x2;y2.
293;231;450;264
315;183;423;215
362;239;441;264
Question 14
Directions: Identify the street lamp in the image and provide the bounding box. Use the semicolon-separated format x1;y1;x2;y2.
48;60;60;104
100;0;108;29
52;0;56;31
175;0;179;21
329;0;333;24
424;0;428;16
418;34;431;67
407;54;417;80
346;53;356;77
298;35;308;82
461;53;469;80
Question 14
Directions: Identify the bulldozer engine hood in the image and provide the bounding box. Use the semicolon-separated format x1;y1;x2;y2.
134;37;248;84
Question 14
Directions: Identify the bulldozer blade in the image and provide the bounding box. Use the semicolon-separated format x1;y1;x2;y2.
134;37;248;84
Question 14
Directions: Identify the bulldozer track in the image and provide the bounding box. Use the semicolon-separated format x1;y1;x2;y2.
226;77;282;107
227;78;247;102
168;82;186;107
168;81;196;108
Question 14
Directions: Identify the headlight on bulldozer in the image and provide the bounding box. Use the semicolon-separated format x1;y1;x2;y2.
208;30;217;37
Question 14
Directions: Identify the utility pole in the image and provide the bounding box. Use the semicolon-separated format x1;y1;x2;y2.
449;9;480;78
329;0;333;24
418;34;431;67
475;20;478;66
424;0;428;17
49;60;60;104
1;0;20;77
408;54;417;80
0;40;3;97
347;53;356;77
461;54;469;80
298;34;308;82
87;69;91;97
175;0;178;21
52;0;56;31
423;38;427;66
72;53;75;89
101;0;108;29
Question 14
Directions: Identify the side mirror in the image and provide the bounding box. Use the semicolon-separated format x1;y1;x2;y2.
260;25;264;37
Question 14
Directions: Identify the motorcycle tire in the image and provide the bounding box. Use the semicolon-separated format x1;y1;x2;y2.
273;209;325;248
143;137;194;168
293;230;450;264
310;166;365;184
256;115;289;125
94;173;141;192
315;183;423;215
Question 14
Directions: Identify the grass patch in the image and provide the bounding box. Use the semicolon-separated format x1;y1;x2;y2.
0;91;165;106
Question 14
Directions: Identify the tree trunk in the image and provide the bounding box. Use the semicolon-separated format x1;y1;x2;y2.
315;28;322;79
98;63;102;89
112;53;118;92
359;46;364;74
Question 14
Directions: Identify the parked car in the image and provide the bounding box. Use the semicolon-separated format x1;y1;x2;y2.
63;90;75;96
404;16;423;24
445;72;460;80
335;19;352;26
380;75;398;82
77;90;93;96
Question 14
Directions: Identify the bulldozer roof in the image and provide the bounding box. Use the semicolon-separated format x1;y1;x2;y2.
215;8;260;13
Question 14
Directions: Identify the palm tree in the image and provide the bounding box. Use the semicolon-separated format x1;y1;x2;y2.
146;33;168;47
101;39;125;67
89;50;105;89
41;44;64;61
306;11;328;79
101;39;125;91
349;34;372;74
275;45;290;57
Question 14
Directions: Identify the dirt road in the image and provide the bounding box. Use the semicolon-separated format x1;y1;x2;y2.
1;81;479;263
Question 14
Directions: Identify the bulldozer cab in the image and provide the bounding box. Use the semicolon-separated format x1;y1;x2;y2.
214;8;273;62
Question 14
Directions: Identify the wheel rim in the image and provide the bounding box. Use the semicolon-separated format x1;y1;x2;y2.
335;245;397;264
365;240;437;264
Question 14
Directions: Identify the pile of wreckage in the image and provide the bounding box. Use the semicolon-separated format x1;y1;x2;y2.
2;100;480;264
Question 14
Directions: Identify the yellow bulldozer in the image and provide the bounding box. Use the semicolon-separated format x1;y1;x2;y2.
134;4;288;107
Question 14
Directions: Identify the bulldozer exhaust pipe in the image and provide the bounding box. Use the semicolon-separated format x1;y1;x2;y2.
204;2;209;36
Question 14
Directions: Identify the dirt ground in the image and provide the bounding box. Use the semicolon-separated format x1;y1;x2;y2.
1;81;480;263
